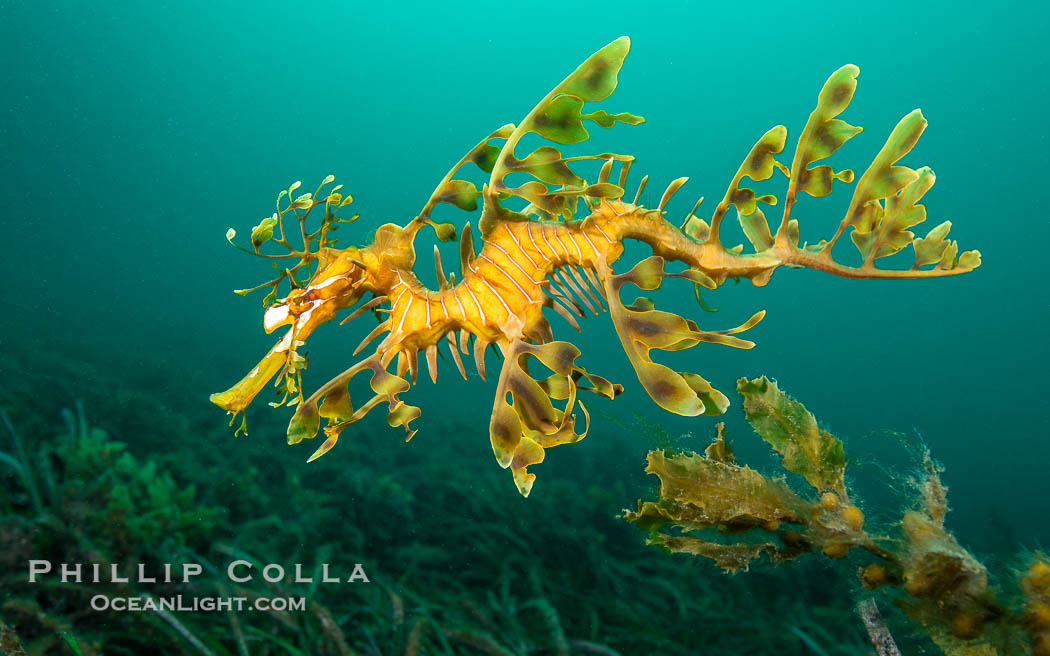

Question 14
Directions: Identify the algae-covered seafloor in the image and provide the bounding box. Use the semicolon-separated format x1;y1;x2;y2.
2;1;1048;655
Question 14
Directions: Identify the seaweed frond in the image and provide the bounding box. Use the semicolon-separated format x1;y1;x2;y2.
626;375;1039;655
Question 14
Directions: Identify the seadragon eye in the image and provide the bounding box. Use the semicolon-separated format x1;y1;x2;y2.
286;291;312;315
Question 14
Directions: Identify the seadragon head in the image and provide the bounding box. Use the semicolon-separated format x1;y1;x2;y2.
267;222;423;331
209;177;441;435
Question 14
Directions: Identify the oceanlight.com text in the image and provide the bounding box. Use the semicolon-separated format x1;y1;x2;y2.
90;595;307;613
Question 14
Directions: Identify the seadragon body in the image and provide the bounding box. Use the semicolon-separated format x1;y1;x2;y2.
212;37;979;496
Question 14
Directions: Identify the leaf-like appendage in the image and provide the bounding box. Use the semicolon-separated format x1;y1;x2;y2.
737;376;846;496
287;354;420;461
482;37;643;233
789;65;862;202
739;208;774;251
533;95;591;144
488;340;593;497
839;109;924;243
318;384;353;423
220;174;362;320
600;257;764;417
912;220;952;266
537;364;623;401
469;126;515;173
583;109;645;128
433;179;480;211
827;109;976;272
506;146;584;185
470;143;502;173
911;220;981;272
751;68;981;278
250;215;278;249
859;110;924;197
711;126;787;244
851;165;933;262
558;36;631;101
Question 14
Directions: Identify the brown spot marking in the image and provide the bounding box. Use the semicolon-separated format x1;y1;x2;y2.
827;81;852;110
582;59;609;92
650;377;684;403
816;123;842;153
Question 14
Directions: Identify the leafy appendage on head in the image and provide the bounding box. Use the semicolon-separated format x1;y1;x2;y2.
226;175;360;308
212;176;361;434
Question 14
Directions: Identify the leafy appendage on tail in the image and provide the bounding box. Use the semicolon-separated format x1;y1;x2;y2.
724;64;981;276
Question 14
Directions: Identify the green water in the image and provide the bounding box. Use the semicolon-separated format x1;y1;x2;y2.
2;1;1047;654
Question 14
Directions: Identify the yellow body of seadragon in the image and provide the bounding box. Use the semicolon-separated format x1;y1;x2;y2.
211;37;980;496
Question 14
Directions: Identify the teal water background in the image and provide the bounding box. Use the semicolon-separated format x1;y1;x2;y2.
3;0;1048;556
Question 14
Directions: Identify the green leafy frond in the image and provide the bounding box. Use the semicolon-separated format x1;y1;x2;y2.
710;125;789;246
734;65;985;278
853;165;929;259
225;175;358;307
737;376;846;497
626;380;872;573
784;65;862;207
481;37;644;234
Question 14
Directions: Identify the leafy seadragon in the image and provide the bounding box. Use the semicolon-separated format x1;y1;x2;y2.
211;37;980;496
